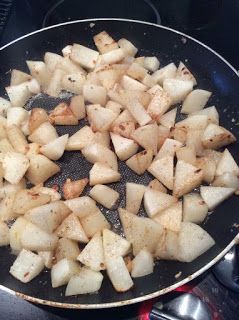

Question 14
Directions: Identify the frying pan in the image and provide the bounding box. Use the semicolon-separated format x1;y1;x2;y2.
0;18;239;309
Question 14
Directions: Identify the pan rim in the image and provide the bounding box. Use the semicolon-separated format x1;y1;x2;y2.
0;18;239;309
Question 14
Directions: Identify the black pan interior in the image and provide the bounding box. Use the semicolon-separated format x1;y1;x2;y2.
0;19;238;306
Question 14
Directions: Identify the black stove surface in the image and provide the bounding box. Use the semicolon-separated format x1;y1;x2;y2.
0;0;239;319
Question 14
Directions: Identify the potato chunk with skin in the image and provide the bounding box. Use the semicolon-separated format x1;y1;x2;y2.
65;268;103;296
89;184;119;209
10;249;44;283
51;258;80;288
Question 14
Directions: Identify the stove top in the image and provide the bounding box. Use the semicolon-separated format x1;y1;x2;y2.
0;0;239;319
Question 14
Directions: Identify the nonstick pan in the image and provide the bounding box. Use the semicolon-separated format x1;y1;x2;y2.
0;18;238;309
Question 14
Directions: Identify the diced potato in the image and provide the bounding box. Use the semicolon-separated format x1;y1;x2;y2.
103;229;131;259
10;249;44;283
45;69;65;97
55;238;80;262
38;251;54;268
10;69;32;86
66;126;95;151
201;123;236;150
65;268;103;296
190;106;219;125
62;45;72;57
126;182;146;215
26;154;60;185
112;121;136;139
176;146;196;165
142;74;157;88
126;149;153;175
131;123;158;156
155;138;182;160
171;127;187;144
144;188;177;218
176;61;197;85
13;189;51;214
26;60;51;90
51;258;80;288
49;103;78;125
28;108;48;134
108;87;150;108
153;201;182;232
25;201;70;233
64;196;98;218
186;129;204;156
0;178;27;200
0;138;13;153
148;156;174;190
77;231;105;271
93;131;110;148
147;84;163;96
215;149;239;176
44;52;63;72
105;100;123;116
163;79;193;104
40;134;68;160
0;222;9;246
212;173;239;189
21;222;58;251
0;97;11;116
110;133;138;161
158;125;170;149
89;184;119;209
144;57;160;72
28;122;58;145
106;255;133;292
112;109;136;127
7;125;28;154
126;100;152;126
173;160;203;197
83;84;107;105
70;44;99;70
181;89;212;114
56;213;88;243
9;217;29;253
100;48;125;65
152;63;177;85
177;222;215;262
121;75;147;92
119;208;163;255
5;83;32;108
3;152;29;184
80;209;110;238
200;186;235;210
69;95;86;120
196;156;216;183
87;104;118;132
147;90;172;121
89;162;120;186
31;185;61;202
63;178;88;200
127;63;148;81
118;38;138;56
56;56;87;75
7;107;28;127
159;108;177;129
131;250;154;278
183;193;208;223
176;114;208;130
82;143;118;171
94;31;118;54
0;193;16;222
148;179;167;193
27;78;41;95
61;73;86;94
154;229;180;261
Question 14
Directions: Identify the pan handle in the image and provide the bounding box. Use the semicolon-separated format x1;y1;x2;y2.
150;308;181;320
